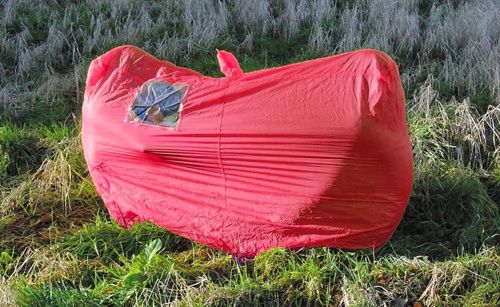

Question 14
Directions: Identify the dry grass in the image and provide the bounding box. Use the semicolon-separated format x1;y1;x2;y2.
424;0;500;97
234;0;272;34
0;277;16;307
1;0;499;118
409;76;500;170
0;136;101;252
372;247;500;306
337;0;420;54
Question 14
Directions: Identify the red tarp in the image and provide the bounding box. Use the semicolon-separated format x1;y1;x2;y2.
82;45;413;258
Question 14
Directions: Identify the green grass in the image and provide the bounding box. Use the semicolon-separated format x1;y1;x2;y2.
1;118;498;305
385;166;499;259
9;235;500;306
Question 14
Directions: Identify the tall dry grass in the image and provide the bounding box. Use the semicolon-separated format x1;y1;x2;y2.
409;76;500;170
1;0;499;118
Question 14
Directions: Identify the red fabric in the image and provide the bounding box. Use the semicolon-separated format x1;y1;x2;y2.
82;45;413;258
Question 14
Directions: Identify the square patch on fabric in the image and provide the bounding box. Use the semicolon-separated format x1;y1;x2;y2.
126;80;187;127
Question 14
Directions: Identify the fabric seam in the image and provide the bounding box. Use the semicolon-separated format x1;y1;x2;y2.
217;79;229;207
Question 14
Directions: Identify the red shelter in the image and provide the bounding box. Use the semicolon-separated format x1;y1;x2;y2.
82;46;413;258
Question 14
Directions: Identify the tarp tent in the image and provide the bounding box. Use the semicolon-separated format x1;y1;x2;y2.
82;45;413;258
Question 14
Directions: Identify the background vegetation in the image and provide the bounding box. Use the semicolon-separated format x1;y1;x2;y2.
1;0;499;306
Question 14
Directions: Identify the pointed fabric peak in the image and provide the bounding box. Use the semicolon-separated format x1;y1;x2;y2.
216;49;244;78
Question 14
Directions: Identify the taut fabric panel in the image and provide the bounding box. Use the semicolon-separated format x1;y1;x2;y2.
82;45;413;258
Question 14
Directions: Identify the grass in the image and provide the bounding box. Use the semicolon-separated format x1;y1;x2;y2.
1;0;499;119
6;237;500;306
0;0;499;306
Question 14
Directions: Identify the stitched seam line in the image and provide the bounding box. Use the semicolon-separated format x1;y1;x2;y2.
217;79;229;207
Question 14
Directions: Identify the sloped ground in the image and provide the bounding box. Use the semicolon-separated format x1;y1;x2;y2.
1;1;499;306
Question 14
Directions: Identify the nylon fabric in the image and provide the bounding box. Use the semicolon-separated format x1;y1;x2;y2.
82;45;413;258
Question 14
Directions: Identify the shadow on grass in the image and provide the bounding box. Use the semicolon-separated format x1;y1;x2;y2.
381;166;499;260
0;125;46;181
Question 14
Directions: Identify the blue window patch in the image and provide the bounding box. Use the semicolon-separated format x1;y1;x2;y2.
127;81;187;127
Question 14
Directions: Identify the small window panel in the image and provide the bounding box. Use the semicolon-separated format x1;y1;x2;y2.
126;81;187;127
